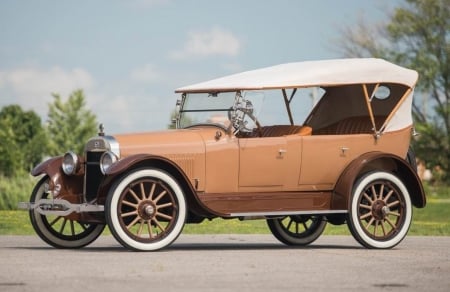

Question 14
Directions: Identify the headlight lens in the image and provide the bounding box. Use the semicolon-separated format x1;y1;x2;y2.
100;151;118;174
62;151;79;175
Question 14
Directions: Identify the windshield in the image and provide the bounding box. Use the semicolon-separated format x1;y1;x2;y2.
178;92;236;128
177;89;318;130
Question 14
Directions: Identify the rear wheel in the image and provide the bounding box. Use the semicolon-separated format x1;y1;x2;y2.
347;171;412;249
267;215;326;246
105;168;186;251
29;176;105;248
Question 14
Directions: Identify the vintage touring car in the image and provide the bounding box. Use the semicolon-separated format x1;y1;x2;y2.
20;58;426;251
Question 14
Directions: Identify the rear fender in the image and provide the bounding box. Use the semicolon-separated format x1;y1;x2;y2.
332;152;426;210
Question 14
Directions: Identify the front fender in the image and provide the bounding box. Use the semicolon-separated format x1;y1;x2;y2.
30;156;84;199
98;154;217;217
31;156;63;177
332;152;426;210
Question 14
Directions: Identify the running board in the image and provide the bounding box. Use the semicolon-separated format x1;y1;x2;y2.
231;209;348;219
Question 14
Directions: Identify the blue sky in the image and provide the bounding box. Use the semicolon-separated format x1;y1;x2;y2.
0;0;399;133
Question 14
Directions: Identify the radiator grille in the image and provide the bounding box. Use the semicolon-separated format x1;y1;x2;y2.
84;151;105;202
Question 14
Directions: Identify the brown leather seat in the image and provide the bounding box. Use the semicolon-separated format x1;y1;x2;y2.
259;125;312;137
313;116;386;135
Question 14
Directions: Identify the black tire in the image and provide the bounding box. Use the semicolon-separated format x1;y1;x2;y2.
29;176;105;248
105;168;187;251
267;215;326;246
347;171;412;249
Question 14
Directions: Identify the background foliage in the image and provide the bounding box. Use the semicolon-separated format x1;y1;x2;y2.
0;89;97;209
337;0;450;183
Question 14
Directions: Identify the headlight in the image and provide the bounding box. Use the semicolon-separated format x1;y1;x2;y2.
100;151;118;174
62;151;79;175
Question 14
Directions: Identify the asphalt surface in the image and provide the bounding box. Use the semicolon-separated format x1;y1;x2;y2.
0;235;449;292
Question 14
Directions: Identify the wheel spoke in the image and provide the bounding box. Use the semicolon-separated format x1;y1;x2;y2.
147;221;154;238
378;184;385;200
360;212;372;220
365;217;375;229
152;218;166;232
385;217;398;231
389;211;401;217
286;218;293;230
126;216;140;229
122;200;137;208
139;182;146;200
59;218;67;234
153;190;167;204
387;200;400;208
383;190;394;203
157;202;173;209
156;212;173;220
371;185;377;201
148;183;156;200
137;220;145;236
374;220;379;236
128;188;141;203
302;221;308;231
380;220;387;236
121;210;138;218
49;216;63;226
70;220;75;236
363;192;373;204
359;203;372;210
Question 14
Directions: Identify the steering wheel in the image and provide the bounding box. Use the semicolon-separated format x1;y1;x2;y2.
229;100;262;137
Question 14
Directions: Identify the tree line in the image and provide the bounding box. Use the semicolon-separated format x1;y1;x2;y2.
0;90;97;177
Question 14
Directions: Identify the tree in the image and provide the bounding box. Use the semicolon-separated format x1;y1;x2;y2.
0;105;48;176
336;0;450;183
47;89;98;155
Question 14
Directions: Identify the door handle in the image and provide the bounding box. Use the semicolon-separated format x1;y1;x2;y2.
279;149;287;155
340;147;349;155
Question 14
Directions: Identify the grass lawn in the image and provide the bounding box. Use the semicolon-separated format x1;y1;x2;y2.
1;197;448;236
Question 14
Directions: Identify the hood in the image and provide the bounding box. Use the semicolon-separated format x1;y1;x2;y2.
114;129;206;158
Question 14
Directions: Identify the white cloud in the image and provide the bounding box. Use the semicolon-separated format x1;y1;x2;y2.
0;66;94;119
130;63;161;83
0;65;174;134
169;27;241;60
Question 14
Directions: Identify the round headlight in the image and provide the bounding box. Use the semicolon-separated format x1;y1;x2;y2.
62;151;79;175
100;151;118;174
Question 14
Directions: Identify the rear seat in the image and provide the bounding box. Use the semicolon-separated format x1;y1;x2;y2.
313;116;386;135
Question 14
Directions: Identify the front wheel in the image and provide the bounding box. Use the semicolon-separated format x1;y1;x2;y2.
29;176;105;249
267;215;327;246
105;168;187;251
347;171;412;249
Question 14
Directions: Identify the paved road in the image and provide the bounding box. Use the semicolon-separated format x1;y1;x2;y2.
0;235;449;292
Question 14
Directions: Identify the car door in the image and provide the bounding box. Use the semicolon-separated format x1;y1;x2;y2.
238;135;303;189
298;134;374;190
238;137;287;188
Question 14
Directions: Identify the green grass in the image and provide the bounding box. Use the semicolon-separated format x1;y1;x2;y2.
1;199;448;236
2;184;449;236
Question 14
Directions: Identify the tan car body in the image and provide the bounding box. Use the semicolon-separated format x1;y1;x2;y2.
24;58;427;250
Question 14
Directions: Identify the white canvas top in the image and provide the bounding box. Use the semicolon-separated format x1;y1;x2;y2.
175;58;418;93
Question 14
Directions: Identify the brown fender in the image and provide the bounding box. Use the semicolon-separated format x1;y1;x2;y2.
30;156;84;201
332;152;426;210
99;154;218;217
31;156;63;177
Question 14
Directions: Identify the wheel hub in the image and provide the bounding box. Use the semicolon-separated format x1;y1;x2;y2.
372;200;388;220
138;201;156;220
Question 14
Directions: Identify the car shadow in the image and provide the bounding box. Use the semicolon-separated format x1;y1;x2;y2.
6;242;364;253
